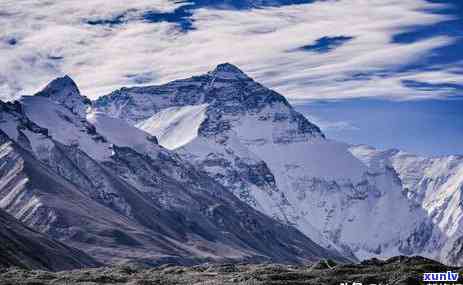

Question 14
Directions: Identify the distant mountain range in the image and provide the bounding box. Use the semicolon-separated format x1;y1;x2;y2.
0;63;462;270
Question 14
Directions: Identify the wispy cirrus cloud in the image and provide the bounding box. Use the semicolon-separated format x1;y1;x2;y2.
0;0;461;101
305;115;360;132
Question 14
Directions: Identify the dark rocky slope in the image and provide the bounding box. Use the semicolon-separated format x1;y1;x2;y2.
0;208;98;271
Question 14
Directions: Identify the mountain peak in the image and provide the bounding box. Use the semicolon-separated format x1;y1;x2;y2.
37;75;80;98
34;75;90;116
209;63;250;80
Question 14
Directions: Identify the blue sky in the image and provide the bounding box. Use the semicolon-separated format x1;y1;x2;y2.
0;0;462;156
296;0;463;156
295;98;463;156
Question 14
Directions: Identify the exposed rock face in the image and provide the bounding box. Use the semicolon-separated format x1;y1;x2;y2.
0;256;457;285
94;63;463;265
0;76;346;266
0;204;98;271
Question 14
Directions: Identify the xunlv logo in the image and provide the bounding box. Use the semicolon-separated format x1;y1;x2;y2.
423;271;459;282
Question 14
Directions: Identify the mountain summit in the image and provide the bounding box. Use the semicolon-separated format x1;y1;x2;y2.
94;64;463;265
35;75;90;116
95;63;324;141
208;63;251;80
37;75;80;97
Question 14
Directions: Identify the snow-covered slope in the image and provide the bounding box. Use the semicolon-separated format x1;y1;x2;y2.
94;63;462;264
351;145;463;264
135;104;208;150
0;77;346;266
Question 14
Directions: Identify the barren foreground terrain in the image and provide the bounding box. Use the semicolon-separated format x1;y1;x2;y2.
0;256;457;285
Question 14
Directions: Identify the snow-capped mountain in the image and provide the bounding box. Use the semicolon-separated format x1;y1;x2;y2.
0;75;345;266
94;63;463;265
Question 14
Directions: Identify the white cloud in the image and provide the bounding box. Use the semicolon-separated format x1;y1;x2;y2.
305;115;360;132
0;0;461;101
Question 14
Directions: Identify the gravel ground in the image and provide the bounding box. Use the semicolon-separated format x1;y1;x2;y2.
0;256;458;285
